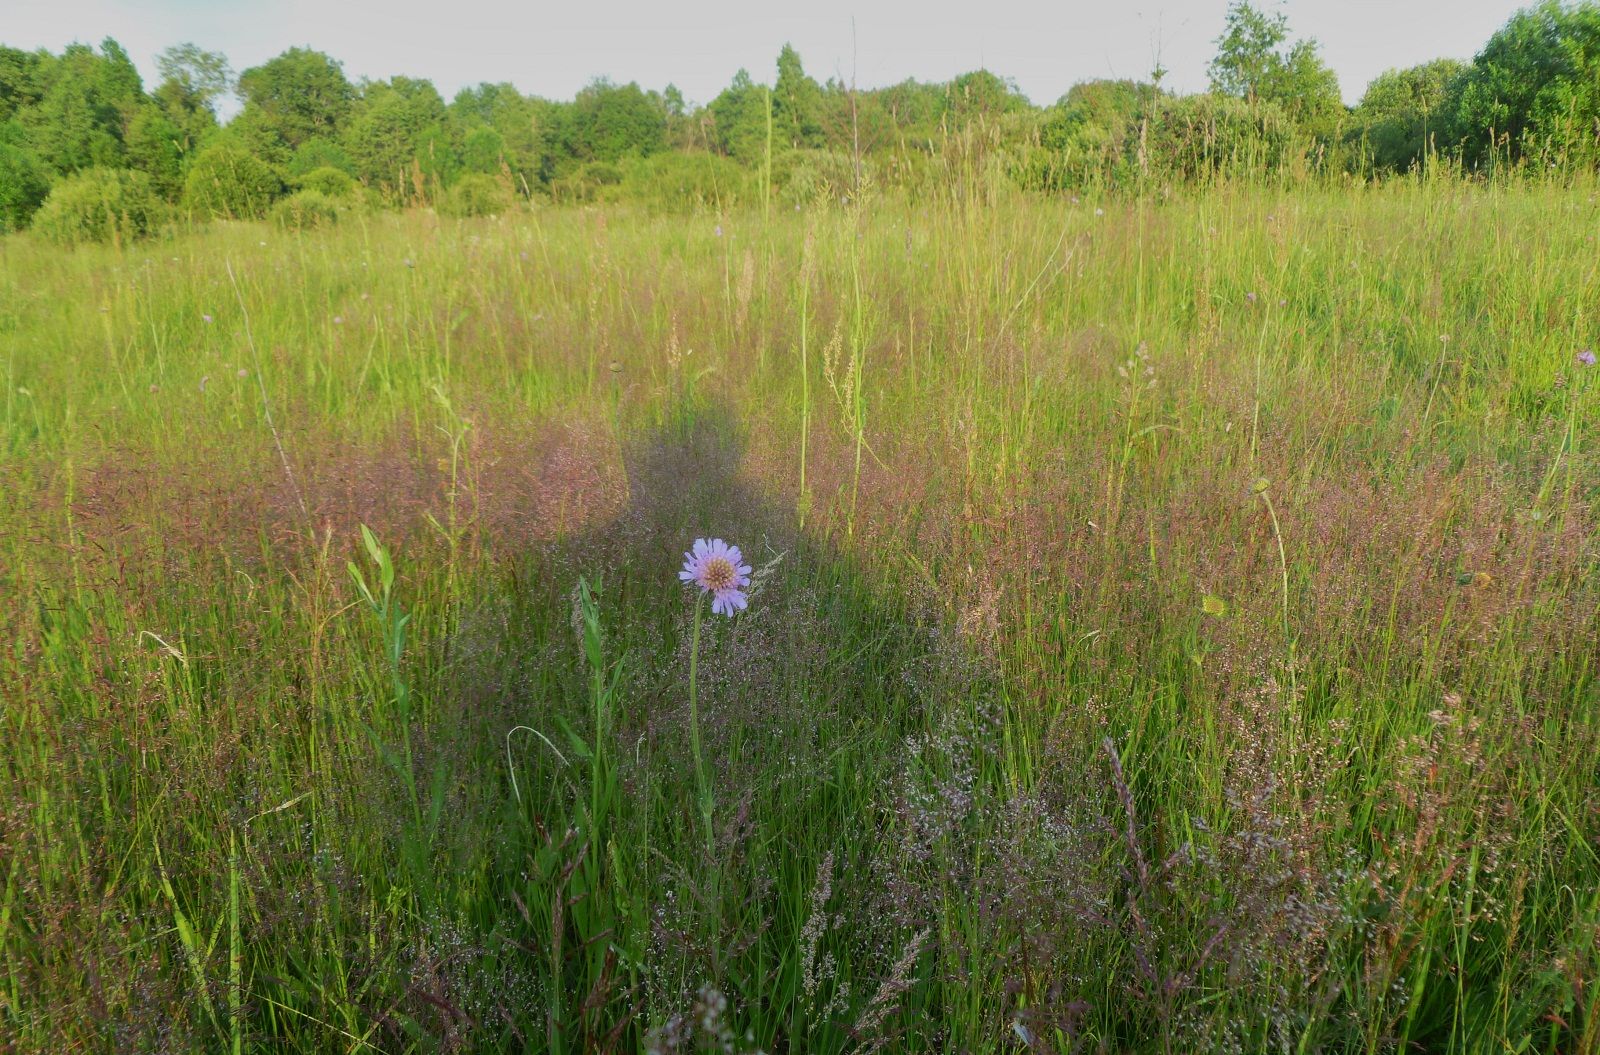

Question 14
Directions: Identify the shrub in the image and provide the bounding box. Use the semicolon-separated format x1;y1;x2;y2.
288;137;355;178
549;161;622;204
1139;93;1298;181
270;189;346;230
183;144;284;219
30;168;162;246
618;151;752;211
296;165;357;198
442;172;513;217
778;150;866;206
0;141;51;233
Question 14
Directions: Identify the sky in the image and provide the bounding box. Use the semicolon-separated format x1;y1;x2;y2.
4;0;1527;113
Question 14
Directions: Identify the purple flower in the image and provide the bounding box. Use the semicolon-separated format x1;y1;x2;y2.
1579;349;1597;367
714;224;723;238
679;538;750;617
202;314;214;323
1245;292;1257;304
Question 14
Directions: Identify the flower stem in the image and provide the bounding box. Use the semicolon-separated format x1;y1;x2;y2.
686;596;713;848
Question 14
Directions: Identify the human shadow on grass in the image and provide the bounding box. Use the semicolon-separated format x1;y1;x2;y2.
438;399;999;1051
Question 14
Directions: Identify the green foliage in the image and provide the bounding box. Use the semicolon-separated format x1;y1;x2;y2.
618;151;753;210
20;39;144;174
182;143;284;219
1450;0;1600;167
30;166;160;244
270;188;346;230
710;70;770;165
295;165;357;198
151;44;231;154
567;79;667;163
774;45;824;149
1032;79;1159;188
0;139;50;231
549;159;623;203
946;69;1030;121
125;106;188;200
155;44;233;110
344;77;456;198
1354;60;1468;173
460;124;506;174
450;82;547;188
234;48;354;162
440;172;512;216
0;46;45;124
1141;92;1297;180
777;148;863;204
1209;1;1345;139
287;137;354;178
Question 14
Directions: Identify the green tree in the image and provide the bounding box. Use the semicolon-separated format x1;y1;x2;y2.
946;69;1029;122
344;76;456;197
1449;0;1600;166
234;48;354;162
288;137;355;177
0;139;50;231
569;79;667;163
22;39;145;173
1037;79;1160;186
125;105;188;199
0;46;45;124
151;43;231;150
709;70;769;164
451;82;547;187
1209;2;1344;139
774;45;823;148
461;125;506;174
1354;60;1467;172
182;142;284;218
32;166;161;245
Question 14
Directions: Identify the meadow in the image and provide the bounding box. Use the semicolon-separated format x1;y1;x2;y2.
2;178;1599;1053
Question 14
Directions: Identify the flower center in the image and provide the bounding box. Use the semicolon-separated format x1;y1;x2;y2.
702;556;735;591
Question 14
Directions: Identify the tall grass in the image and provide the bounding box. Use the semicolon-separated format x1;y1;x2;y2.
1;178;1599;1053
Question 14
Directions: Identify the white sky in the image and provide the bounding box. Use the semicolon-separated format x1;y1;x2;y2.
4;0;1526;112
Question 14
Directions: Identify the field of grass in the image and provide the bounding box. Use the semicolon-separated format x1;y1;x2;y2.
2;179;1599;1053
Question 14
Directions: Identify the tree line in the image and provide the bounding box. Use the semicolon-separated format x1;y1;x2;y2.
3;0;1599;242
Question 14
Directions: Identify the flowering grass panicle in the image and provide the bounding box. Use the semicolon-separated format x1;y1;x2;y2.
680;538;751;617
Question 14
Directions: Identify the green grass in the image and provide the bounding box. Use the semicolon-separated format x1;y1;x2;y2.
2;179;1599;1053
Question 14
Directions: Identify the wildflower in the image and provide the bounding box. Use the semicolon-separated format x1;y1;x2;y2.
202;314;214;323
714;224;723;238
1578;349;1596;367
332;315;344;325
1245;292;1257;304
680;537;750;617
1094;207;1105;216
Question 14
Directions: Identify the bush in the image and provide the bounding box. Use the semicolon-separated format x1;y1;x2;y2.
288;137;355;178
270;189;347;230
183;144;284;219
31;168;163;246
296;165;357;198
1139;93;1298;181
0;142;51;233
442;172;512;217
618;151;753;211
777;150;867;206
549;161;623;204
